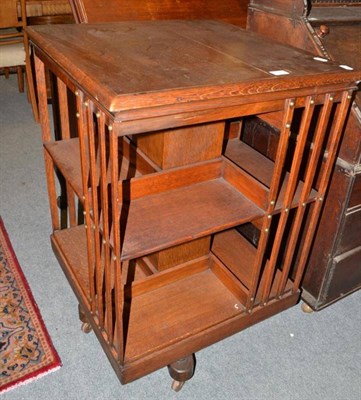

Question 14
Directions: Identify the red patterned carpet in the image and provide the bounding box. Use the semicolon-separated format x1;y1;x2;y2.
0;217;61;393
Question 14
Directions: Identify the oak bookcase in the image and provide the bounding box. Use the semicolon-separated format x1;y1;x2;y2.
27;20;359;390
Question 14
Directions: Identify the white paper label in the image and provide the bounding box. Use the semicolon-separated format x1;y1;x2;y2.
313;57;328;63
339;65;354;71
269;70;290;76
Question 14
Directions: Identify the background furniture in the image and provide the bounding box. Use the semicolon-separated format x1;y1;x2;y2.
22;0;73;25
69;0;248;27
246;0;361;311
0;0;38;121
28;20;358;389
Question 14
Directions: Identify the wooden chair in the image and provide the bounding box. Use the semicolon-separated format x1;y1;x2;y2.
25;0;74;25
0;0;39;121
69;0;248;27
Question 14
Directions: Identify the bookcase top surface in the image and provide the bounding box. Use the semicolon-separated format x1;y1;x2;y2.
27;19;360;113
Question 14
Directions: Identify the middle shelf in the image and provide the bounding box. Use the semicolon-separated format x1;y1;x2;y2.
45;135;266;260
116;158;265;260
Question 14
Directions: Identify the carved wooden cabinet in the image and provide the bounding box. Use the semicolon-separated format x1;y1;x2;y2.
247;0;361;310
27;20;359;389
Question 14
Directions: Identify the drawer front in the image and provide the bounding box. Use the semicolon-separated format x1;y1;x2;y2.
324;246;361;304
348;170;361;209
337;207;361;254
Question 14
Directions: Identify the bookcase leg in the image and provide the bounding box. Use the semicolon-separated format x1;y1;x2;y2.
78;304;93;334
168;354;195;392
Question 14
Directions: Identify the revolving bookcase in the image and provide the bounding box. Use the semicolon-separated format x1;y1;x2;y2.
27;20;359;390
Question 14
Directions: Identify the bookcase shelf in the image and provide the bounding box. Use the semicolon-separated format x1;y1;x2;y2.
224;139;319;212
116;159;264;260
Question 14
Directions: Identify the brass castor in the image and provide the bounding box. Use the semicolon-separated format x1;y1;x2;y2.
78;304;93;333
171;380;185;392
81;322;93;334
301;302;314;314
168;355;195;392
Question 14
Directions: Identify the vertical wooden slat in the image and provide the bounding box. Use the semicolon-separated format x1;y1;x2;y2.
56;77;77;226
35;55;59;230
76;91;96;310
35;55;50;142
98;115;113;341
292;91;353;291
57;78;70;139
110;127;124;362
247;98;294;309
276;93;335;295
261;96;315;302
267;99;295;204
65;184;77;227
87;103;104;325
24;32;39;122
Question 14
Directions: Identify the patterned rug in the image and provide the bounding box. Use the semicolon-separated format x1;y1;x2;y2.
0;218;61;393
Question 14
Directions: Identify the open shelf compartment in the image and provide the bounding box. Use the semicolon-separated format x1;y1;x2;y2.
224;139;319;212
115;158;265;261
212;228;294;303
44;136;158;200
123;254;246;363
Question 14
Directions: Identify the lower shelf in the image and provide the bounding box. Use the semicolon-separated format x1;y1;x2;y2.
52;227;247;359
51;225;299;383
124;257;245;363
212;228;294;302
52;225;90;304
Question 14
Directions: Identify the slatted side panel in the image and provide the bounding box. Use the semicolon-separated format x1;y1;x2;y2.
260;96;316;304
34;55;59;231
247;90;353;310
291;91;353;291
246;98;295;309
78;100;125;361
37;64;136;363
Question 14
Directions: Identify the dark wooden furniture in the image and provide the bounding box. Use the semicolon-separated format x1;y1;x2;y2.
69;0;248;27
246;0;361;311
28;20;358;389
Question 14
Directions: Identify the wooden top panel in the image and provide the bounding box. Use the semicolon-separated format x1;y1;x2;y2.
27;20;360;113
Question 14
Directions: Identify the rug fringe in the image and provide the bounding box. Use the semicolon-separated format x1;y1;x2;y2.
0;364;62;394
